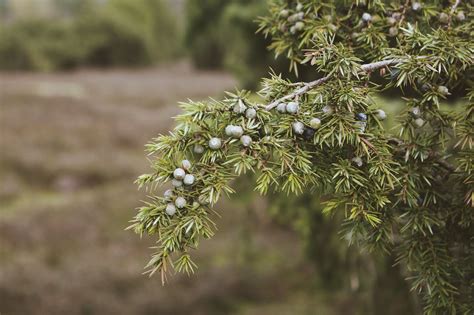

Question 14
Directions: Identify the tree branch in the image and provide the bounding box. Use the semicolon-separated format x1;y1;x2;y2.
265;59;400;110
448;0;462;28
450;0;461;14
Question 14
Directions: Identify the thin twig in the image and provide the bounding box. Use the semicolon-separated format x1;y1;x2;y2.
450;0;461;14
398;0;411;26
265;59;400;110
448;0;461;28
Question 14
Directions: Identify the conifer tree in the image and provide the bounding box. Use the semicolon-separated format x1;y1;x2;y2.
130;1;473;313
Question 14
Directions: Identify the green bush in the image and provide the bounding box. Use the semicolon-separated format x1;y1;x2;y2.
0;19;88;71
0;0;180;71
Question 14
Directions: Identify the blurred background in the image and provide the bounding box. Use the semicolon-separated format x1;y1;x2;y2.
0;1;420;314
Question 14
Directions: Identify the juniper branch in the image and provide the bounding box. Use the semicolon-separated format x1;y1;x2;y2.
265;59;400;110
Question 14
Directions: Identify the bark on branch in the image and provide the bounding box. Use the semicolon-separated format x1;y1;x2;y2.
265;59;400;110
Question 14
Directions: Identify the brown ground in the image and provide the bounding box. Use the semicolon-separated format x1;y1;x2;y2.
0;62;343;315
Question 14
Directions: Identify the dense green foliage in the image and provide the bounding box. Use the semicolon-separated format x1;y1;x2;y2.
0;0;179;71
132;0;473;313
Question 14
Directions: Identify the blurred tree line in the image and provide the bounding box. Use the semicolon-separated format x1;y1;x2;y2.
0;0;305;89
185;0;317;89
0;0;179;71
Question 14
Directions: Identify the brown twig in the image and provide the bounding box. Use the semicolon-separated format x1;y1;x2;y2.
448;0;462;28
398;0;412;26
265;59;400;110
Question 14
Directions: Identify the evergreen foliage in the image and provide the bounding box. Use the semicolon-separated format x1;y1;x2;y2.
131;1;473;313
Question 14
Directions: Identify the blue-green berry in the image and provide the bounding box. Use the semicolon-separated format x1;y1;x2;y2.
294;21;305;31
183;174;195;186
352;157;363;167
362;13;372;22
288;13;300;23
414;118;425;127
173;168;185;180
412;2;421;11
387;17;396;25
245;108;257;119
437;85;449;96
240;135;252;147
182;160;191;171
171;179;183;187
280;9;289;18
165;203;176;216
303;128;315;140
175;196;187;209
193;144;204;154
225;125;234;136
209;137;222;150
355;121;367;133
310;117;321;129
356;113;367;121
375;109;387;120
389;27;398;37
456;11;465;21
292;121;305;135
410;107;421;117
439;12;449;24
286;101;299;114
232;126;244;138
233;99;247;114
276;103;287;113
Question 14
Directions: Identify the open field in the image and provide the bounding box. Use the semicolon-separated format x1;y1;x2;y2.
0;62;355;315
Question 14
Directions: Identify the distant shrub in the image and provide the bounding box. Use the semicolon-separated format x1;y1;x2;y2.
77;0;180;67
0;0;180;71
0;19;88;71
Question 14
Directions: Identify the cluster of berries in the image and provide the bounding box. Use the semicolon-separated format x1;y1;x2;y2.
276;100;319;137
225;124;252;147
350;110;386;167
410;85;449;127
439;10;465;24
410;106;424;127
355;110;386;132
164;160;196;216
386;11;402;37
384;3;421;37
206;99;258;151
233;99;257;119
280;2;305;34
352;156;363;167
